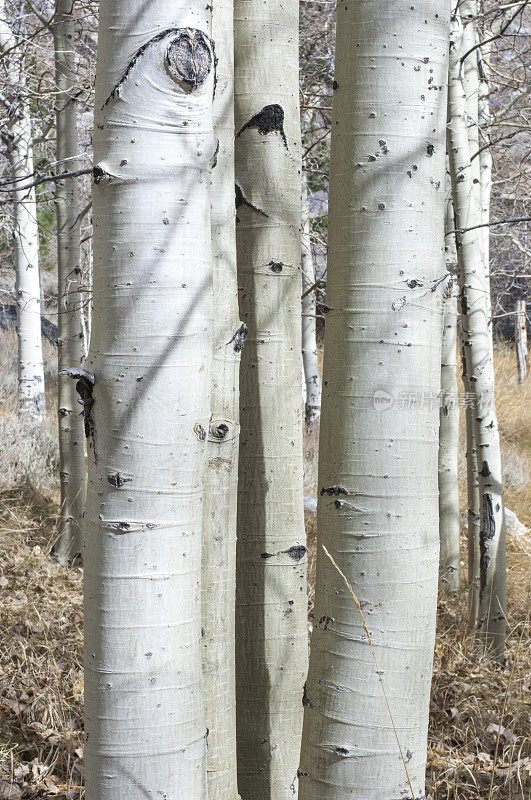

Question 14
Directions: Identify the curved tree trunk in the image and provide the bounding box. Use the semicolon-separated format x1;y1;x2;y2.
234;0;308;794
0;2;45;423
447;10;506;660
301;174;321;427
201;0;241;794
83;4;215;797
299;3;449;798
52;0;86;563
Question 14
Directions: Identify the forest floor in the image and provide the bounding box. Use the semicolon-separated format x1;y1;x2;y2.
0;334;529;799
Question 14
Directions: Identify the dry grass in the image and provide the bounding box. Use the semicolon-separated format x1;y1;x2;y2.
0;336;529;798
0;332;59;497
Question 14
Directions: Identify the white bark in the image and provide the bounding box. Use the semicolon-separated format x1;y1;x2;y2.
439;279;460;591
299;3;449;798
234;0;308;794
0;1;45;422
201;0;241;794
83;5;216;797
515;298;527;383
447;10;506;659
301;174;321;427
53;0;86;563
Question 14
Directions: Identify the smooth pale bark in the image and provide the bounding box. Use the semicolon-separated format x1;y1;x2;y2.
52;0;86;563
478;72;492;276
0;2;45;422
446;29;481;620
515;298;527;383
83;4;216;797
234;0;308;795
439;280;460;591
461;1;483;266
201;0;241;795
299;4;449;798
301;174;321;426
439;196;460;591
447;12;506;660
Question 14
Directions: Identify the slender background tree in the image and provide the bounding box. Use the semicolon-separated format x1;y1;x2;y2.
234;0;308;792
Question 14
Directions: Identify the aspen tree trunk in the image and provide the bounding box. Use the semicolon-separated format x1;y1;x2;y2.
299;4;449;798
478;71;492;275
0;2;45;422
439;281;460;591
201;0;241;794
52;0;86;563
439;198;460;591
234;0;308;793
447;11;506;660
515;298;527;383
446;16;481;620
301;174;321;426
461;1;483;263
83;4;216;797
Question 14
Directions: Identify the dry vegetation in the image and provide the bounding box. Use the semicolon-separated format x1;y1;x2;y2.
0;334;529;799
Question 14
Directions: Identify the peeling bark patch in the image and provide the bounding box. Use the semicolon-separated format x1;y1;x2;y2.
236;104;288;149
101;27;213;108
479;493;496;595
59;367;97;457
235;183;268;217
210;422;229;439
228;322;248;352
284;545;307;560
194;423;207;441
93;165;107;184
108;473;133;487
116;522;131;533
166;30;212;90
479;461;491;477
211;138;220;168
320;485;348;496
302;683;313;707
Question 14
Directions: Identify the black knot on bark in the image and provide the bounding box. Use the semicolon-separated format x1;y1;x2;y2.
166;29;212;91
237;103;288;149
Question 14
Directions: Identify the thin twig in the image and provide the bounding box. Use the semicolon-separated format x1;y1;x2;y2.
445;217;530;236
460;0;529;65
0;168;92;193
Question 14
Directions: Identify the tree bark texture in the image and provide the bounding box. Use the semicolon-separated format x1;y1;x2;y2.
515;298;527;383
0;1;46;423
301;174;321;427
439;280;460;591
201;0;241;794
234;0;308;794
299;3;450;798
447;10;506;660
84;4;216;797
53;0;86;563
